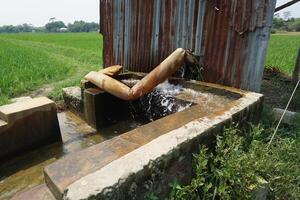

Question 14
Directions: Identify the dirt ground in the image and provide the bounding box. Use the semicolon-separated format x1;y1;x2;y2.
261;70;300;112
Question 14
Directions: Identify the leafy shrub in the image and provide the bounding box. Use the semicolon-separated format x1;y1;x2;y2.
168;127;261;200
149;123;300;200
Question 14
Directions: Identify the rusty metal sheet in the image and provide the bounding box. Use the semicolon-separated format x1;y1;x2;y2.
99;0;276;92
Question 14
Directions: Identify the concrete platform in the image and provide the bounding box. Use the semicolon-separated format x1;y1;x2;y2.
0;97;62;160
43;108;202;199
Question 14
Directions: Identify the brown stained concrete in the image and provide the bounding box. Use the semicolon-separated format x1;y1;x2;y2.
0;111;106;200
44;136;141;200
83;87;132;130
0;97;62;161
11;184;55;200
43;105;216;200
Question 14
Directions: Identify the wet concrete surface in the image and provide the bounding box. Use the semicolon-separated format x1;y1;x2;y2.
0;111;142;200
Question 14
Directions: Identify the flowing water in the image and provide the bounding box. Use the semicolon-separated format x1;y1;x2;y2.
0;80;238;199
0;112;142;200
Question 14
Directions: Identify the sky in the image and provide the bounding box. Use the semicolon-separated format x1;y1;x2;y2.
0;0;99;26
0;0;299;26
276;0;300;18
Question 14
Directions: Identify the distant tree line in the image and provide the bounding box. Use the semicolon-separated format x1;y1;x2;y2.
0;23;44;33
272;12;300;33
0;20;99;33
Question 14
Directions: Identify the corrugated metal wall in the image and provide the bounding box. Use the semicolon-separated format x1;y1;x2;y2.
99;0;276;92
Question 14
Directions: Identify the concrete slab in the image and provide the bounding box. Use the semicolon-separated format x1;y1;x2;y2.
44;136;140;200
272;108;298;125
0;97;62;161
0;97;54;123
11;184;56;200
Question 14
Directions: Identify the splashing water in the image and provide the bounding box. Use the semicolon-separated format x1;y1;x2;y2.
126;80;193;122
123;79;235;122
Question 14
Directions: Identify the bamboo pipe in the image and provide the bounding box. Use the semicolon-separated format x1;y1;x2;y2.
99;65;123;76
84;48;196;101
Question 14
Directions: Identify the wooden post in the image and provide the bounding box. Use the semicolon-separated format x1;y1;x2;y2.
292;48;300;86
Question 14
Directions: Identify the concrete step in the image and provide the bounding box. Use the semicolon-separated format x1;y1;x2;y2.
43;109;195;199
0;96;62;161
0;97;54;124
11;184;56;200
44;135;141;200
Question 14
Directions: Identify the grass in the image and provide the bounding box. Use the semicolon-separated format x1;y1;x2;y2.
265;33;300;75
0;32;102;105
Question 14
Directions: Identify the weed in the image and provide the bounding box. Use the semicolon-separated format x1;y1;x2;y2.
154;118;300;199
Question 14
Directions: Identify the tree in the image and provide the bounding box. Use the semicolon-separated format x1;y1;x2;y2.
45;21;66;32
290;19;300;31
67;21;99;32
272;17;285;29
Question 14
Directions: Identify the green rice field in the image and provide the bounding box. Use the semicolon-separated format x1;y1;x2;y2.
0;33;102;105
265;33;300;74
0;32;299;105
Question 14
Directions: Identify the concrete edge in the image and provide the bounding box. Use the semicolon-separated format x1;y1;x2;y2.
0;97;56;123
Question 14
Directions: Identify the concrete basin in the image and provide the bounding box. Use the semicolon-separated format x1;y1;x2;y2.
11;73;263;200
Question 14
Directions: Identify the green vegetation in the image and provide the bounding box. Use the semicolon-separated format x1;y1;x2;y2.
265;33;300;74
0;32;102;105
147;113;300;199
272;15;300;32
